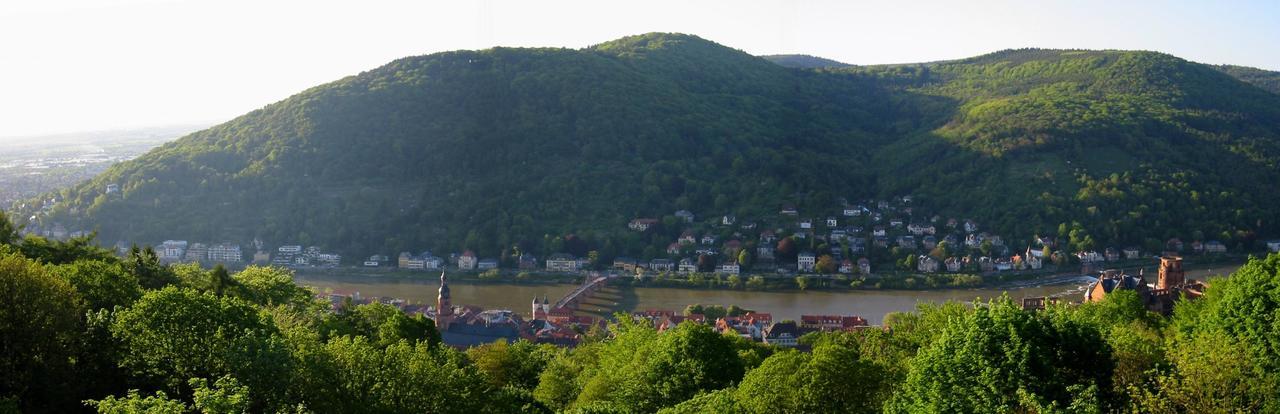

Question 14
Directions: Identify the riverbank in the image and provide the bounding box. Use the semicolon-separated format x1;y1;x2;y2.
291;254;1246;295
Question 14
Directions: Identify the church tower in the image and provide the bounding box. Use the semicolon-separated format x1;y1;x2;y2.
1157;256;1185;290
436;271;454;330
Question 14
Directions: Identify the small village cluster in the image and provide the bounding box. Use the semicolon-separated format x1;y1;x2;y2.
21;192;1279;279
621;196;1248;278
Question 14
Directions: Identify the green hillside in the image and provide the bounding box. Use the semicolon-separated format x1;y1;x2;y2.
761;54;853;69
1212;64;1280;94
28;37;1280;258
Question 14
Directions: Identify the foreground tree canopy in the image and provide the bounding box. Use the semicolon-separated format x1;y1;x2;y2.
2;220;1280;412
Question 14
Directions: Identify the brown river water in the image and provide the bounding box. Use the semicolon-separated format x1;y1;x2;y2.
294;272;1176;324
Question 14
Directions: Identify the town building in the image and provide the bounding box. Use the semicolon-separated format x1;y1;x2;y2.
650;259;675;272
160;240;188;261
546;254;577;272
458;250;477;270
678;258;698;274
762;321;801;347
184;243;208;262
917;255;940;273
207;243;242;263
797;251;816;272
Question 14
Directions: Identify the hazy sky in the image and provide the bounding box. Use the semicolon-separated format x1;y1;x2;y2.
2;0;1278;138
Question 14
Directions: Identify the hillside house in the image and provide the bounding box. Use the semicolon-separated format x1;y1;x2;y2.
160;240;188;261
826;217;838;227
1205;240;1227;253
945;257;962;272
799;219;813;229
897;235;917;250
458;251;477;270
628;218;659;231
678;258;698;274
717;263;740;275
798;251;816;272
674;210;695;223
872;226;886;237
780;204;798;216
889;219;904;228
518;254;538;270
650;259;675;272
667;243;682;255
208;244;243;263
1105;247;1121;262
964;220;979;233
722;215;736;226
1124;247;1141;259
546;254;577;272
978;256;994;272
701;234;718;245
1077;251;1104;263
908;223;936;236
613;257;639;272
679;230;696;245
858;258;871;275
756;245;775;260
922;235;938;250
917;255;940;273
477;259;499;270
1268;240;1280;252
1026;253;1043;270
839;259;854;274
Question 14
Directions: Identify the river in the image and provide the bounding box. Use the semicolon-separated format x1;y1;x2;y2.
294;272;1108;324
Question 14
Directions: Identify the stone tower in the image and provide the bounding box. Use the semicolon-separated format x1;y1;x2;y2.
1157;256;1185;290
436;271;454;330
531;296;550;320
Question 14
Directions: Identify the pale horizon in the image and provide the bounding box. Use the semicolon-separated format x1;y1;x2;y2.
2;0;1278;138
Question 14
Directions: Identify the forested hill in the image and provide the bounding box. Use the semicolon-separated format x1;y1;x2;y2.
761;54;853;69
31;35;1280;258
1212;64;1280;94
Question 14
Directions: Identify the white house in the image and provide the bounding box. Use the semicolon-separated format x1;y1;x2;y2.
797;251;816;272
546;254;577;272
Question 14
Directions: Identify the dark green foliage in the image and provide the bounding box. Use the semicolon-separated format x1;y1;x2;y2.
564;319;749;412
52;259;142;310
1153;252;1280;412
761;54;853;69
0;210;18;245
887;298;1115;413
1213;64;1280;94
0;250;84;413
735;345;890;413
124;246;178;290
467;340;560;391
320;301;441;348
109;287;293;408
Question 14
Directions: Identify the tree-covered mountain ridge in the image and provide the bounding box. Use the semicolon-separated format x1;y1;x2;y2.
29;33;1280;258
